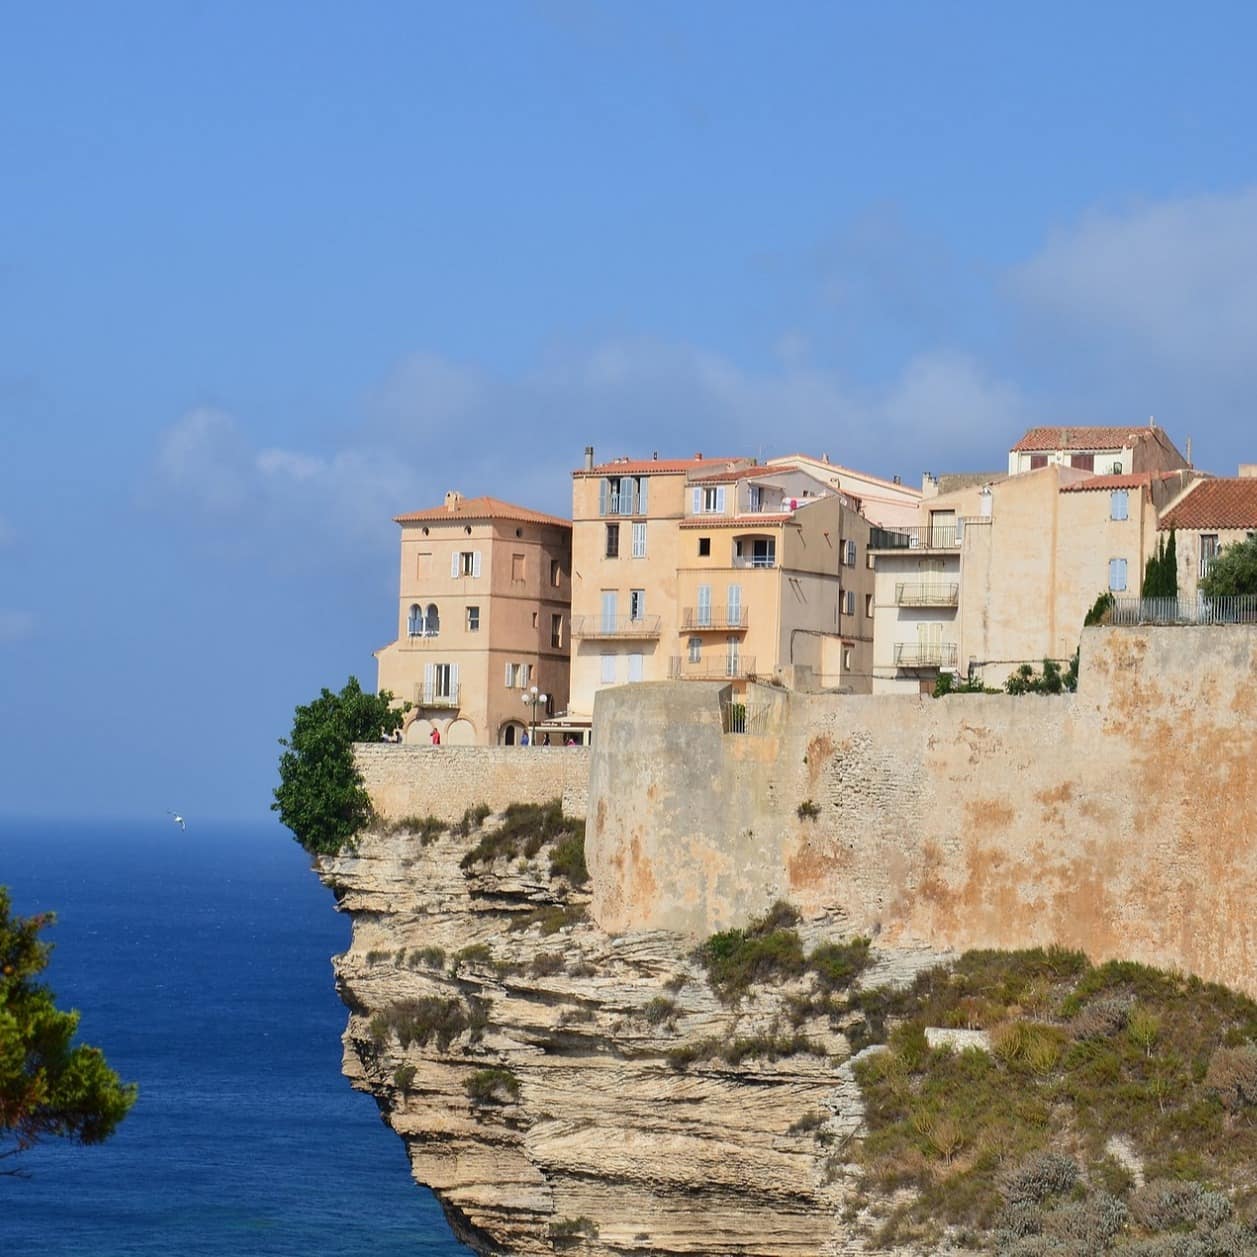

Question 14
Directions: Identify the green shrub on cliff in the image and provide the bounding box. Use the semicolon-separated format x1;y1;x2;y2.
273;677;405;856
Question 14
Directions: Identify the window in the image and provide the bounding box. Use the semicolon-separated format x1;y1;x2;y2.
511;553;525;582
688;637;702;664
422;662;458;702
698;537;711;557
424;603;439;636
727;584;742;627
531;611;539;628
550;558;561;587
748;484;763;512
600;590;618;634
408;604;439;636
1029;455;1048;470
628;653;643;682
696;584;712;627
466;606;480;632
632;521;647;558
550;614;563;648
629;589;646;621
600;653;616;684
407;604;422;636
843;539;857;567
692;485;726;514
599;475;648;516
505;662;532;688
605;523;620;558
1202;534;1220;558
844;648;853;670
865;593;874;617
1108;558;1128;592
1071;453;1095;471
1110;490;1129;522
736;537;776;568
843;590;856;616
452;551;481;577
725;636;740;676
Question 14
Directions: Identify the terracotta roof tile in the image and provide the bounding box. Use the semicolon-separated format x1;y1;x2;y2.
679;513;796;529
573;456;743;477
1059;472;1179;493
394;495;570;529
689;464;797;484
1158;479;1257;531
1011;425;1164;453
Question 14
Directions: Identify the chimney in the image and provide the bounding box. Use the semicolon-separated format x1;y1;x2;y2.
444;490;463;511
694;451;703;460
652;451;659;461
893;474;901;485
584;446;594;472
1185;435;1192;467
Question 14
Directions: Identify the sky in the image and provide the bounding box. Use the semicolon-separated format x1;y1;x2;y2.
4;1;1257;823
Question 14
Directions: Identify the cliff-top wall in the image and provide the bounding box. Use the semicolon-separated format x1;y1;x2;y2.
588;626;1257;996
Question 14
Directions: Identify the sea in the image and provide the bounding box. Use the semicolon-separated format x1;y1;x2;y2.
1;817;469;1256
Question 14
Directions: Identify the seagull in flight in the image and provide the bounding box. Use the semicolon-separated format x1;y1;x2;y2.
167;811;186;831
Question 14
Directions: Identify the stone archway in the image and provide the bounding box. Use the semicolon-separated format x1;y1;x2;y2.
500;722;526;746
404;718;435;746
445;719;476;746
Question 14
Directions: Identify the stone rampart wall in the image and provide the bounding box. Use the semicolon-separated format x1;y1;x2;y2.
587;627;1257;997
354;743;590;824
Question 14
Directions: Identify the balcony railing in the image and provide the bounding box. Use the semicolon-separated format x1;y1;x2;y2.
894;582;960;607
668;655;757;680
570;614;662;639
893;642;959;669
681;606;750;630
731;554;777;570
1200;556;1217;579
413;684;460;709
869;525;963;551
1109;595;1257;625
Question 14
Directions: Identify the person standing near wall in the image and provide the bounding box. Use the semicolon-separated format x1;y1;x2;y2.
430;727;441;746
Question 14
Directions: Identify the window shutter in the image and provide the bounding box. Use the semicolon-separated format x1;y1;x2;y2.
523;664;531;687
716;486;726;513
727;584;741;625
692;487;701;515
424;663;435;702
450;663;459;696
472;551;482;578
1109;558;1127;592
637;477;648;514
599;479;608;514
451;552;460;578
628;653;643;682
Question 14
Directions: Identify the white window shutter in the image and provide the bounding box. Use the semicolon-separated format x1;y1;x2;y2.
692;487;701;514
505;662;512;687
424;663;435;701
628;653;643;682
472;551;482;578
728;584;741;625
716;486;726;513
523;663;531;687
451;552;460;578
450;663;459;695
638;478;648;514
599;479;608;514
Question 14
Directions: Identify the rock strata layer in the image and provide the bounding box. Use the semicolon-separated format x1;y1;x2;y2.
319;819;951;1257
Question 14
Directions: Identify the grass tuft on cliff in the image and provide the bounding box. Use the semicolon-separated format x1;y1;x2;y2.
458;800;586;880
850;948;1257;1250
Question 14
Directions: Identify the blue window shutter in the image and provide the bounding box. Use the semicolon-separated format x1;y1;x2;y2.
599;479;608;514
637;477;648;515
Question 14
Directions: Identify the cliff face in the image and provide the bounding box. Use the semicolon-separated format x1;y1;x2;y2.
319;816;949;1257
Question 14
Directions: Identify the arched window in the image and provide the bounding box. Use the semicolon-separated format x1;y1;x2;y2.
407;604;422;637
424;603;440;637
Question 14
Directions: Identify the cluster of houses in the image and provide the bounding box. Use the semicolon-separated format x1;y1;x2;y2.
373;423;1257;746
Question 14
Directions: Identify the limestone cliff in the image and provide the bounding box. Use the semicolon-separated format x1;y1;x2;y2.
318;813;951;1257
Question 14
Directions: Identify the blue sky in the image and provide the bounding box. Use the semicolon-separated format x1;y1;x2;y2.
4;1;1257;823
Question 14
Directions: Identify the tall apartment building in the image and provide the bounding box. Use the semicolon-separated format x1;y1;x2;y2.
871;426;1197;693
375;492;571;745
568;450;878;725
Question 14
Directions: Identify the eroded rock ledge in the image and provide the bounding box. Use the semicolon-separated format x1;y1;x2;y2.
318;809;949;1257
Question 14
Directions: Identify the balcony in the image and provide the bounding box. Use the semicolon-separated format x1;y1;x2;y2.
413;684;460;709
570;614;662;640
894;582;959;607
869;525;963;552
893;642;958;670
668;655;757;680
681;606;750;631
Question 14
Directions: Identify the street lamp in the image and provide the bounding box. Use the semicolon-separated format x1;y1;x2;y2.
522;684;548;746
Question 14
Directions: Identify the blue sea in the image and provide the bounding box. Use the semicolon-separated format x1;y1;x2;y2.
1;818;469;1256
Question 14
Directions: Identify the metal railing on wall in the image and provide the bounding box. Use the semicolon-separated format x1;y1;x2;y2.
1108;595;1257;625
720;699;774;735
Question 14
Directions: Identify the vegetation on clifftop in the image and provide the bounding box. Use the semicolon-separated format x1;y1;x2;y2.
850;948;1257;1252
273;677;405;856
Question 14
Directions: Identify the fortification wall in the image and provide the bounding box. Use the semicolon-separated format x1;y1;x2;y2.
587;626;1257;997
354;743;590;824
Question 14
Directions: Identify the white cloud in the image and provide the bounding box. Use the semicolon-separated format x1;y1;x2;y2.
0;610;34;644
1010;188;1257;378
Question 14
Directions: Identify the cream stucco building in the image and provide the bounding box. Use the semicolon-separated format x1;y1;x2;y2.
375;492;571;745
871;425;1197;693
568;451;882;725
1159;471;1257;601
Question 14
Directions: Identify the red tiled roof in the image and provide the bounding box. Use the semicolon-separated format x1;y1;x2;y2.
689;463;797;484
1011;425;1163;453
573;456;742;477
679;514;796;529
1158;479;1257;531
394;495;570;529
1059;472;1180;493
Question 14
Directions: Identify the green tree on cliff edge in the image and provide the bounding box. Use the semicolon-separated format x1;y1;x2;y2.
273;677;405;856
1;887;136;1170
1200;535;1257;598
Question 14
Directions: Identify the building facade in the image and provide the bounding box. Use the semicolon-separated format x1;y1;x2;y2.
1159;472;1257;601
1007;422;1189;477
375;492;571;745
